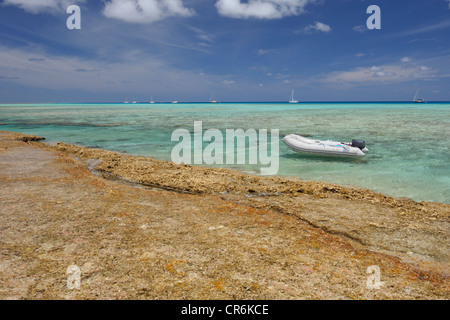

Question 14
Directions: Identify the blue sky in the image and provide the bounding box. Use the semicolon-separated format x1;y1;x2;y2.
0;0;449;102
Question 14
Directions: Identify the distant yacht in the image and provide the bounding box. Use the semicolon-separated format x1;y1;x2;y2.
289;89;299;103
209;94;218;103
414;90;425;103
172;100;178;104
150;96;155;104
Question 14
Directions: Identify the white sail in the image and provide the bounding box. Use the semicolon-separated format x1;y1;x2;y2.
414;90;424;103
289;89;298;103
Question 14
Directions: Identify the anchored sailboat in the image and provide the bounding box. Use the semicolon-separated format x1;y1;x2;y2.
414;90;425;103
209;94;218;103
289;89;298;103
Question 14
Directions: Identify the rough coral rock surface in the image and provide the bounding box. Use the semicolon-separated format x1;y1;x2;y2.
0;131;448;299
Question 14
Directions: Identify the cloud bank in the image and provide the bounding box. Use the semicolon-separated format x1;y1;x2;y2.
4;0;319;22
3;0;85;13
102;0;194;23
215;0;315;19
324;63;436;85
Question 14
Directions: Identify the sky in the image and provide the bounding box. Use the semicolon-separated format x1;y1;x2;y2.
0;0;449;102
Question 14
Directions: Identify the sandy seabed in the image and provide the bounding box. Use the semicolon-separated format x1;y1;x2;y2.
0;131;448;299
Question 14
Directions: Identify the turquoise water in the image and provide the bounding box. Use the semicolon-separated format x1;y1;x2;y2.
0;102;449;204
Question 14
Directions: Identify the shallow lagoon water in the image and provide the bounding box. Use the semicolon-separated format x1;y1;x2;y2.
1;102;449;203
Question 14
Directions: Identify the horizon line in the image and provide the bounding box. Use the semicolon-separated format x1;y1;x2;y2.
1;100;450;105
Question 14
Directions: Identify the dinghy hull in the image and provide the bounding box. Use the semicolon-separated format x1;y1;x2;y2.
283;134;367;157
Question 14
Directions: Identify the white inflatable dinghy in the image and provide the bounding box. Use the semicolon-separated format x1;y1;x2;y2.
283;134;369;157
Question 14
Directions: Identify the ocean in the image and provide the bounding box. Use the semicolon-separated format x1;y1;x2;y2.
0;102;449;204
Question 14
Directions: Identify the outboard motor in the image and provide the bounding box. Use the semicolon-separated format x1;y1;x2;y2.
351;139;366;150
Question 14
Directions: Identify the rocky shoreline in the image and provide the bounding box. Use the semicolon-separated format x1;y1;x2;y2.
46;139;449;263
1;131;448;299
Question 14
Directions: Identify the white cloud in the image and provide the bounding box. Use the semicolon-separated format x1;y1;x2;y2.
419;65;431;71
102;0;194;23
223;80;235;85
373;71;395;78
352;25;366;33
310;21;331;33
401;57;412;63
447;0;450;8
215;0;315;19
323;64;436;85
297;21;331;34
3;0;85;13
